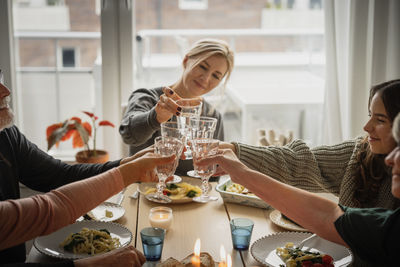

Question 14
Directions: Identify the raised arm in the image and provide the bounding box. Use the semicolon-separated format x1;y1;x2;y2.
223;138;359;195
119;88;163;146
0;153;174;251
197;149;347;246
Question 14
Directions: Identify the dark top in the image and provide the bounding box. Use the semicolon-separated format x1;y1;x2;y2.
335;204;400;266
0;126;120;266
119;87;224;176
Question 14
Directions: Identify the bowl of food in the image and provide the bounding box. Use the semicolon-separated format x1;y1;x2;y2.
216;178;270;209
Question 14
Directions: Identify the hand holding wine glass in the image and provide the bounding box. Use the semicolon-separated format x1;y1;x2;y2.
146;136;183;203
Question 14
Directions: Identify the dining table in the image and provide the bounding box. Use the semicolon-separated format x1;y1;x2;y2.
26;175;301;266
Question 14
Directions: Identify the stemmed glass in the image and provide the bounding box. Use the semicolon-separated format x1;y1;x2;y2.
187;117;218;177
176;98;202;159
160;121;187;182
146;136;183;203
191;138;219;203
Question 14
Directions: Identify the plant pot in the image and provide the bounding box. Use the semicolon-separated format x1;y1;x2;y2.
75;150;109;164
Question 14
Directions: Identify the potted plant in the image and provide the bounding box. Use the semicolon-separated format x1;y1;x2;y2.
46;111;115;163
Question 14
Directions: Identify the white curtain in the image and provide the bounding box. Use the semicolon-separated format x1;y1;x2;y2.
322;0;400;144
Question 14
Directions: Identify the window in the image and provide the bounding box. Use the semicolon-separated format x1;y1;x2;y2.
135;0;325;146
61;47;77;68
12;0;101;158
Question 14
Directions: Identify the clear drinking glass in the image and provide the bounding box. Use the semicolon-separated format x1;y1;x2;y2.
160;121;187;182
189;116;218;139
191;138;219;203
187;117;218;177
176;98;202;159
146;136;183;203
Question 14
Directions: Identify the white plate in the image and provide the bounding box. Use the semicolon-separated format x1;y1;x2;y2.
168;175;182;184
138;181;204;204
87;202;125;222
34;221;132;260
250;232;353;267
269;209;307;232
186;170;201;178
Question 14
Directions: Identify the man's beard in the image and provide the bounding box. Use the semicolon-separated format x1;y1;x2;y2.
0;96;14;131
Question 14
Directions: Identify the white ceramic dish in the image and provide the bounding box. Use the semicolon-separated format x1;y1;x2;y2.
216;178;270;209
250;232;353;267
269;209;308;232
34;221;132;260
168;175;182;184
86;202;125;222
186;170;201;178
139;181;204;204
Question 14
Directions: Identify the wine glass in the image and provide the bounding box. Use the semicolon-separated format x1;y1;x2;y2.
187;117;218;177
176;98;202;159
189;116;217;139
146;136;183;203
160;121;187;183
191;138;219;203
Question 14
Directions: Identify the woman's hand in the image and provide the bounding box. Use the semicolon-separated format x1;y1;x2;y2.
219;141;237;155
118;152;176;186
74;245;146;267
155;87;182;123
195;149;248;183
120;145;154;165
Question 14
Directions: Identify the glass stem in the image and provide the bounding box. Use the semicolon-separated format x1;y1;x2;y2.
156;178;166;197
201;177;210;197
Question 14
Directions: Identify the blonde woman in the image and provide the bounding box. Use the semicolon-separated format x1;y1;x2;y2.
120;38;234;175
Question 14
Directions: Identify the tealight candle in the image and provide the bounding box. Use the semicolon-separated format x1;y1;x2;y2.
191;238;201;267
149;206;173;230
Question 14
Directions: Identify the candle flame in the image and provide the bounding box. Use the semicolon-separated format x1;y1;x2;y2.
194;238;201;256
220;245;226;262
227;254;232;267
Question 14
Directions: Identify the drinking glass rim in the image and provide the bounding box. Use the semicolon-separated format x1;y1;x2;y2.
154;135;182;144
176;98;202;108
230;218;254;227
161;121;188;130
140;227;166;236
192;138;219;143
190;116;218;123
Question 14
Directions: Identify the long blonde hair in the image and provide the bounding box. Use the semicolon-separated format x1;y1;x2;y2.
184;38;234;87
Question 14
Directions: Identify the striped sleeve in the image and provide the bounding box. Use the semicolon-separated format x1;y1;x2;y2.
233;139;357;194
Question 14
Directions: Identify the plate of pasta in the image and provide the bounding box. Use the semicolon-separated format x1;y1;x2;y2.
34;221;132;259
250;232;352;267
139;182;203;203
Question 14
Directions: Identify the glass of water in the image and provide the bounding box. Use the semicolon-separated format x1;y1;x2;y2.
146;136;183;203
191;138;219;203
176;98;202;159
229;218;254;250
140;227;166;261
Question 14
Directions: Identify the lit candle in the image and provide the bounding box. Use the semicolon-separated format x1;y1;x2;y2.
218;245;226;267
191;238;201;267
148;206;173;230
227;254;232;267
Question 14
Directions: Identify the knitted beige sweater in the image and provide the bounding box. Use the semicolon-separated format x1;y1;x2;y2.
233;138;396;209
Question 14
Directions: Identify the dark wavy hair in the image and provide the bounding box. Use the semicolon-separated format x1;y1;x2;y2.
353;79;400;207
